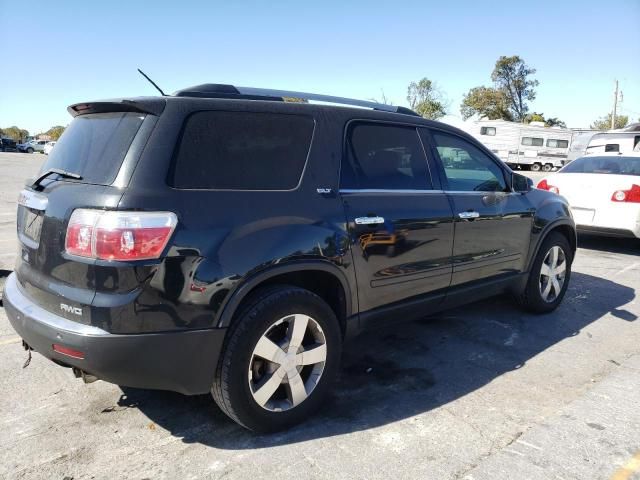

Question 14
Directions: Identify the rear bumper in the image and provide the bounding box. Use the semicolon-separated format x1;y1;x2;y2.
572;204;640;239
4;273;226;395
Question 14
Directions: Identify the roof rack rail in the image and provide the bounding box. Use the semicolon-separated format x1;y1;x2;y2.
173;84;421;117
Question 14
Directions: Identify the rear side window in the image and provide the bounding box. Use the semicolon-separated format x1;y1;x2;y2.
341;123;432;190
40;112;145;185
522;137;544;147
170;112;314;190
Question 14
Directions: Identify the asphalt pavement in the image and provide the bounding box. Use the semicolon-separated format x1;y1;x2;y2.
0;152;638;479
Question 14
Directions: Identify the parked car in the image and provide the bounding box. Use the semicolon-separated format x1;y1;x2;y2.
17;139;47;153
4;85;576;432
538;153;640;238
0;138;18;152
43;141;56;155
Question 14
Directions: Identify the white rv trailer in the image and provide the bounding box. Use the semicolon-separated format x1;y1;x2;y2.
466;119;573;171
568;124;640;161
584;131;640;155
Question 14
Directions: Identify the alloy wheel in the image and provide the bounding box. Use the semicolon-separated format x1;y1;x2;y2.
248;314;327;412
539;246;566;302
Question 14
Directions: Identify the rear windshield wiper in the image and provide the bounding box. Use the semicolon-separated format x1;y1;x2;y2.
31;168;83;189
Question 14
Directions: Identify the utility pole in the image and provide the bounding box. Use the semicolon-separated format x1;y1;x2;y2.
611;79;619;130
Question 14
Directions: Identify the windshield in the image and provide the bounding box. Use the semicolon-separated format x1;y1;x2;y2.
560;156;640;176
40;112;146;185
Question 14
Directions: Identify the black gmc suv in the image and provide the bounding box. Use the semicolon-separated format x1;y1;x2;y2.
5;85;576;432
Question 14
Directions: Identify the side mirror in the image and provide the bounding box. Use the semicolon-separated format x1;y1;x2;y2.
512;173;533;193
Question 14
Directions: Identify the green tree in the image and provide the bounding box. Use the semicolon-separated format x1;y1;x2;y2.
544;117;567;128
407;78;447;120
590;114;629;130
523;113;567;128
524;112;546;123
460;86;513;120
45;125;66;140
491;55;539;121
460;56;538;122
1;126;29;142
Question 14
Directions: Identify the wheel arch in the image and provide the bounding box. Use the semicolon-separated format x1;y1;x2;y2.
216;260;354;337
527;219;577;273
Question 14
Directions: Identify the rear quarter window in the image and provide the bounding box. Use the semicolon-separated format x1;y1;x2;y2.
170;111;315;190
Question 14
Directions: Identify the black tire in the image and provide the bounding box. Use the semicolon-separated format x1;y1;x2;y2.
530;163;542;172
212;285;342;432
517;232;573;313
26;147;34;154
542;163;553;172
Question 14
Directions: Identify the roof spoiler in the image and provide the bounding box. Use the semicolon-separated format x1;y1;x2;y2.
173;84;420;117
67;99;165;117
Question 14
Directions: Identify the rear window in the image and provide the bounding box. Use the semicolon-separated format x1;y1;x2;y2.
170;111;314;190
40;112;145;185
560;156;640;176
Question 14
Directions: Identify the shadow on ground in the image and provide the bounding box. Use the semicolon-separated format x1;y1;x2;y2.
117;271;635;448
577;234;639;255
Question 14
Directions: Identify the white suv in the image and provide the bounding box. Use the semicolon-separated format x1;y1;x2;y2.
18;140;47;154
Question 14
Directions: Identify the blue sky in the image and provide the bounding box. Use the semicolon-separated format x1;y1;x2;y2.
1;0;638;133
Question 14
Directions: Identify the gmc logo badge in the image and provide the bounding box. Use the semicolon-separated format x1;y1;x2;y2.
60;303;83;316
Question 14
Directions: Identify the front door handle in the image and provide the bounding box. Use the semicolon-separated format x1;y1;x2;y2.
355;216;385;225
458;211;480;220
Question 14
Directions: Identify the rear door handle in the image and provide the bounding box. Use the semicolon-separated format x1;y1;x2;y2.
355;216;385;225
458;211;480;220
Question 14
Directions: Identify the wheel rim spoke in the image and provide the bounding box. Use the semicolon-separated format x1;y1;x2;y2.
540;262;552;277
541;278;552;300
296;343;327;366
287;373;308;407
253;336;286;364
287;314;309;352
549;247;558;268
252;367;285;407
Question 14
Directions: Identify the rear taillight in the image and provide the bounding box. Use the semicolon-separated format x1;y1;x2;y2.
537;179;560;194
65;209;177;261
611;184;640;203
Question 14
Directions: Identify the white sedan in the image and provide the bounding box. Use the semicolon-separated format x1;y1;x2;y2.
537;153;640;238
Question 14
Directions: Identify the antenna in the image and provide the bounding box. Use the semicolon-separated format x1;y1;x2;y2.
137;68;166;96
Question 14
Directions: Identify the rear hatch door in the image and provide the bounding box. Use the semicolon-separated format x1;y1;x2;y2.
15;110;155;327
